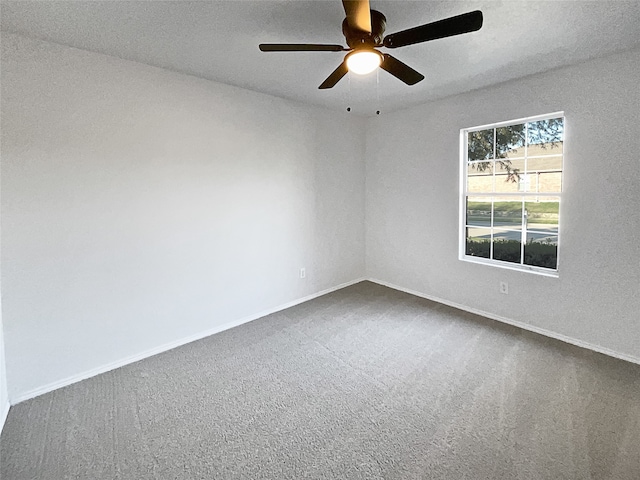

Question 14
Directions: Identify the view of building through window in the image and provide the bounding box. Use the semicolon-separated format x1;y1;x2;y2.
461;114;564;272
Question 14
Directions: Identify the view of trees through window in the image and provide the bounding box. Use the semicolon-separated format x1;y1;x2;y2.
462;115;564;271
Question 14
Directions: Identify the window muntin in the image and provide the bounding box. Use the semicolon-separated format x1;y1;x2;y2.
460;113;564;274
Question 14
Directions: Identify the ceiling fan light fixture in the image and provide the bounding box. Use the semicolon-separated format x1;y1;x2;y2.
345;49;383;75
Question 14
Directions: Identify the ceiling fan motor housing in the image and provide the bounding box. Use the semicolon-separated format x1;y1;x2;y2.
342;10;386;49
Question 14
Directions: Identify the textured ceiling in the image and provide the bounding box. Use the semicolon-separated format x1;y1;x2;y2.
2;1;640;115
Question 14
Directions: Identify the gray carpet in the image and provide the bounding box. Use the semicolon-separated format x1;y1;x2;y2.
2;281;640;479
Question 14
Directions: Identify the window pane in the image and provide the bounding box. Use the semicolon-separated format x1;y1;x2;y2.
536;172;562;193
496;123;525;158
527;118;563;155
525;234;558;269
527;155;562;172
465;227;491;258
525;200;559;234
493;197;523;230
468;128;494;161
467;161;493;193
495;158;524;193
493;229;522;264
466;197;491;227
526;156;562;193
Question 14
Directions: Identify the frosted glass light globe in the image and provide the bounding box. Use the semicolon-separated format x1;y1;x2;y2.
346;50;382;75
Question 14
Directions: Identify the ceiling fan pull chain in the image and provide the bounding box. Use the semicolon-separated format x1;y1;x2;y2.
376;69;380;115
346;71;352;112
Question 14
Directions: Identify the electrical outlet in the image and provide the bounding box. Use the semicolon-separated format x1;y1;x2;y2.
300;268;306;279
500;281;508;294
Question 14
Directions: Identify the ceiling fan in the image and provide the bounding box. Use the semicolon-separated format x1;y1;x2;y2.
259;0;483;89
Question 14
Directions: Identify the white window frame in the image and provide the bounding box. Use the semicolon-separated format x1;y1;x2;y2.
459;112;564;277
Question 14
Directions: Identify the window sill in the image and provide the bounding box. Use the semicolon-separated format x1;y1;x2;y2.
460;255;559;278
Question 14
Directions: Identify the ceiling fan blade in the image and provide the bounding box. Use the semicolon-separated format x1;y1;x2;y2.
383;10;483;49
380;54;424;85
259;44;345;52
319;61;349;89
342;0;372;33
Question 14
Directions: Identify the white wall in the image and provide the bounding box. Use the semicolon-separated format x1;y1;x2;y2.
366;48;640;361
0;232;8;431
1;34;366;400
0;316;7;433
0;138;9;430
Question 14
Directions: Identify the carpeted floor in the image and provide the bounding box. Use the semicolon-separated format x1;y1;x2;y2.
2;281;640;479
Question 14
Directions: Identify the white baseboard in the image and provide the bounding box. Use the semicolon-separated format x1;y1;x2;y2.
13;275;637;405
11;277;366;405
368;278;640;366
0;399;9;435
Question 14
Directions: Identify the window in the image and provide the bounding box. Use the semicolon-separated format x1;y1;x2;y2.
460;113;564;275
